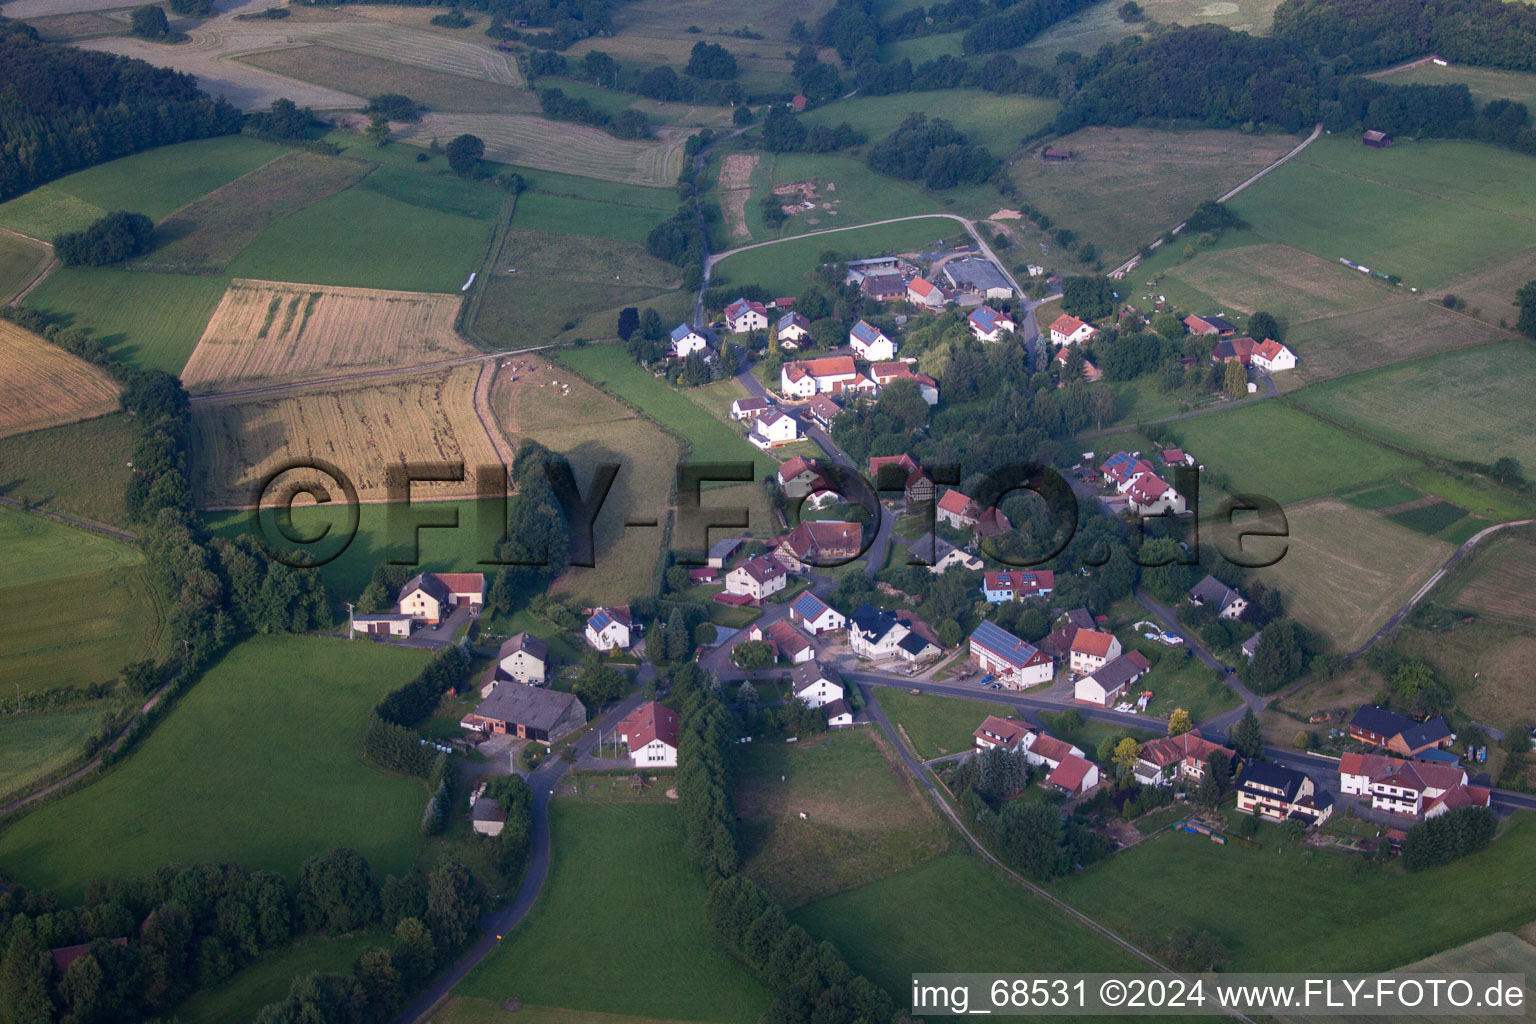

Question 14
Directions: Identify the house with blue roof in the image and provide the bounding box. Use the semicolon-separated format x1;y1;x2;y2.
848;319;895;361
968;620;1053;689
967;305;1016;342
669;323;709;358
789;591;846;634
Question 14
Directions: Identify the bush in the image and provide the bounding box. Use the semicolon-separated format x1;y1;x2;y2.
130;4;169;38
365;93;420;122
168;0;215;14
54;211;154;266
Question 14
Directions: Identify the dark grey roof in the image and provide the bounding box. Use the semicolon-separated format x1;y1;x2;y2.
1349;705;1414;737
1064;608;1095;631
1199;314;1236;333
1237;760;1305;801
399;572;451;605
911;532;959;564
474;684;583;731
823;698;852;720
898;631;935;656
499;632;548;662
850;604;898;641
941;256;1011;293
792;661;841;690
1086;652;1149;692
1399;717;1453;751
1188;575;1240;611
473;797;507;822
707;537;743;559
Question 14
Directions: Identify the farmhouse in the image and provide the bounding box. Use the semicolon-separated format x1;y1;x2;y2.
773;520;862;571
1235;761;1334;825
968;620;1053;689
936;488;979;529
1250;338;1297;373
397;572;484;625
1188;576;1247;619
848;604;909;660
462;684;586;745
781;355;859;397
751;409;801;449
777;455;826;498
805;394;842;429
1338;753;1484;818
670;324;709;358
1211;336;1259;365
911;532;982;574
982;570;1055;604
494;632;548;687
1135;733;1234;787
942;256;1013;300
1362;129;1393;148
790;591;846;634
1048;754;1099;797
724;298;769;333
1068;630;1121;677
725;554;789;601
586;606;636;651
907;276;947;311
790;661;844;708
1347;707;1455;757
968;305;1016;342
974;715;1035;752
731;395;772;421
861;273;909;303
776;310;812;346
617;701;680;767
472;797;507;836
849;320;896;361
352;612;415;638
1049;314;1098;346
750;618;813;662
1183;314;1237;337
1074;650;1151;707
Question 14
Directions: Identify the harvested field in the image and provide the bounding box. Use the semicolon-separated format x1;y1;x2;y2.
1166;243;1390;324
0;320;120;440
1450;535;1536;627
181;280;472;393
15;10;123;42
0;230;51;304
718;153;759;242
394;113;687;187
189;363;501;507
1281;296;1508;386
131;151;370;274
1433;249;1536;332
1007;127;1295;258
490;355;678;605
1253;498;1453;653
239;44;536;115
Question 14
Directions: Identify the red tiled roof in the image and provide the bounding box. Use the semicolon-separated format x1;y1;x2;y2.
1253;338;1289;361
869;453;920;477
1426;785;1491;813
1050;313;1088;336
765;618;811;657
734;554;785;584
908;277;939;298
782;519;861;558
799;355;857;377
434;572;485;595
974;715;1033;749
937;489;974;516
1029;734;1077;764
618;701;679;751
1070;629;1116;657
1048;754;1095;792
1139;732;1232;768
778;455;821;481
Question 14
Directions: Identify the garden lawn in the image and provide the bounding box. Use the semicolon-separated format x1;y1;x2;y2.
0;635;432;900
22;268;229;375
712;215;966;297
0;136;287;239
0;504;143;588
227;186;494;292
171;930;385;1024
1173;401;1416;505
794;853;1144;996
1292;342;1536;473
456;801;771;1023
874;688;1018;759
735;729;947;906
0;708;107;804
0;414;148;527
1051;814;1536;973
0;566;165;696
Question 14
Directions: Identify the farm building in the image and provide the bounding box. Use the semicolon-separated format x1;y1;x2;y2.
706;537;743;569
907;276;947;311
861;273;908;303
1183;314;1237;337
1040;147;1072;161
617;700;680;767
352;613;415;638
462;684;586;745
1347;706;1455;757
773;520;862;571
968;620;1053;689
1362;130;1393;148
1338;753;1483;819
942;256;1013;300
397;572;484;625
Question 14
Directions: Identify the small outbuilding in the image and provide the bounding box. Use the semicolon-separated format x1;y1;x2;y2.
1362;130;1393;148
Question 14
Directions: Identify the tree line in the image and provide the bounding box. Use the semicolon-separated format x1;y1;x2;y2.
1272;0;1536;74
537;87;652;140
525;47;743;106
0;18;241;202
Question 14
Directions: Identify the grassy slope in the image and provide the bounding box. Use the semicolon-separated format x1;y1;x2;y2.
0;635;431;900
456;801;771;1023
0;232;50;303
0;504;142;587
1051;815;1536;973
874;688;1019;759
0;414;142;527
0;566;165;695
800;90;1057;143
0;709;109;802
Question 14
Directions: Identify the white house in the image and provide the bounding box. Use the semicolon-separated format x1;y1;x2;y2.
1338;753;1483;818
968;620;1053;689
725;555;788;601
1073;651;1150;706
724;298;769;333
789;591;846;634
869;361;938;405
1048;313;1098;346
1068;630;1121;676
780;356;859;397
824;699;854;727
848;604;908;660
492;632;548;691
1188;576;1247;620
1125;473;1186;516
776;310;811;346
910;533;982;574
906;276;946;311
1251;338;1297;373
973;715;1036;752
585;606;635;651
967;305;1016;342
617;701;679;768
750;409;800;449
397;572;484;625
670;323;709;358
849;320;896;361
731;396;771;421
790;661;844;708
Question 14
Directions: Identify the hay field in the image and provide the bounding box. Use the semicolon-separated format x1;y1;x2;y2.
490;355;678;605
1449;533;1536;627
181;280;472;393
394;113;687;186
1253;498;1453;653
189;363;501;507
0;230;50;304
0;321;120;440
1008;127;1295;259
131;151;370;275
239;44;535;115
